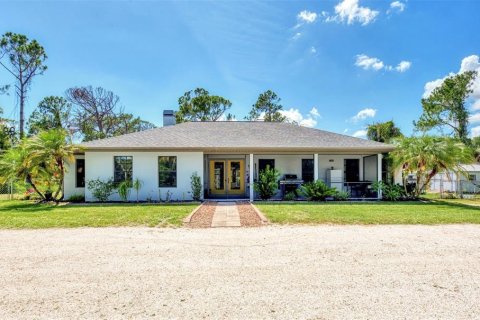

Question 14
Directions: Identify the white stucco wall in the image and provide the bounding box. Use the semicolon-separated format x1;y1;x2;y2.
363;155;378;182
64;155;85;200
84;151;204;202
317;154;366;182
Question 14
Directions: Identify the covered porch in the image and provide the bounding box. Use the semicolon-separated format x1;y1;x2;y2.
204;152;384;201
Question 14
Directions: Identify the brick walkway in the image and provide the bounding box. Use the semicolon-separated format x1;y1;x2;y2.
185;201;267;228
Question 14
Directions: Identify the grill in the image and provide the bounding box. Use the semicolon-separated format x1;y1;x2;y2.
279;174;304;197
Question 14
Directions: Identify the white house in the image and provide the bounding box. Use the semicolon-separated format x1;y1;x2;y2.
64;113;394;201
429;164;480;194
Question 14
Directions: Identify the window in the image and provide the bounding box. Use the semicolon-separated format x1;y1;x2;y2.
259;159;275;174
302;159;314;183
469;174;476;181
159;156;177;187
114;156;133;184
76;159;85;188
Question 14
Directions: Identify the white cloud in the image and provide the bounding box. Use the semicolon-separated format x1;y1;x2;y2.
423;55;480;107
395;60;411;72
297;10;318;24
472;126;480;138
310;46;317;54
469;113;480;124
280;107;319;127
389;1;405;13
352;129;368;138
355;54;384;71
351;108;376;122
355;54;411;73
309;107;321;118
323;0;379;26
292;32;302;40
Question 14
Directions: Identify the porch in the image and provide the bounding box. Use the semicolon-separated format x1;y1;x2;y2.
203;153;384;201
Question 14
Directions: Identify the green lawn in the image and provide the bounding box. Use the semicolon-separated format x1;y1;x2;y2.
255;201;480;225
0;201;198;229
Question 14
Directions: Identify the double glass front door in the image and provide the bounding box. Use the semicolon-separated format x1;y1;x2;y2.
209;160;245;197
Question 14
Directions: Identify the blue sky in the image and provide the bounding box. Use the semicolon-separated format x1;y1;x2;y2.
0;0;479;138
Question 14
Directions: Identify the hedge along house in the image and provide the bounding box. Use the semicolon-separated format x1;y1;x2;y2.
64;112;394;201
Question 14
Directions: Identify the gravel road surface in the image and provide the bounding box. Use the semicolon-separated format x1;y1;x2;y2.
1;225;479;319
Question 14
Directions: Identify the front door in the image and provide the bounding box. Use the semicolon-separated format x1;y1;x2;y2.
209;159;245;197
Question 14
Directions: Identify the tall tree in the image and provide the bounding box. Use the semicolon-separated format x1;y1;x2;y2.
391;136;474;197
367;120;403;143
66;86;156;141
66;86;120;140
27;96;73;135
175;88;232;123
246;90;286;122
0;107;15;150
111;113;156;136
0;32;48;138
415;71;477;144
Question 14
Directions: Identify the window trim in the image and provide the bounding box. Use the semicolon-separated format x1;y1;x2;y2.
113;156;133;184
158;156;177;188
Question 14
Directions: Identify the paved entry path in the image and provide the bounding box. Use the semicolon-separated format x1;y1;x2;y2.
211;202;241;227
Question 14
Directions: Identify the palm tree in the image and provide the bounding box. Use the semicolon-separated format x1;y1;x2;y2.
0;129;76;201
391;136;474;197
0;140;48;200
28;129;76;200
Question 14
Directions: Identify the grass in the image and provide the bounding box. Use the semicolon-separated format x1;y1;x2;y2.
0;201;198;229
255;201;480;225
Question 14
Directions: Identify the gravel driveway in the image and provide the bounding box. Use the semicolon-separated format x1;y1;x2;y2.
1;225;480;319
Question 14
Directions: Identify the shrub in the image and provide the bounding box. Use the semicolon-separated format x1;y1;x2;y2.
372;181;405;201
334;190;350;201
300;180;337;201
87;178;116;202
254;165;280;200
283;191;296;201
68;194;85;203
190;172;202;201
118;180;132;202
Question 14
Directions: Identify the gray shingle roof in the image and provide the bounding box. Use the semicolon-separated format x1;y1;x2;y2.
79;121;394;152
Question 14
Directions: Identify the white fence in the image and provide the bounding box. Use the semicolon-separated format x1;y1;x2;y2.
429;178;480;198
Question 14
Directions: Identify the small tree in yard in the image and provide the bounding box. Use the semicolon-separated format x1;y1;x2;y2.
254;165;280;200
117;180;132;202
132;178;143;202
190;172;202;201
391;136;474;198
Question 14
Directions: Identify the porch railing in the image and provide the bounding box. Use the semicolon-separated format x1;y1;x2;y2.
341;181;377;199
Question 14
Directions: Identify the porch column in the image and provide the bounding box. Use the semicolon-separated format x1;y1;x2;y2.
377;153;383;199
249;153;254;201
314;153;319;181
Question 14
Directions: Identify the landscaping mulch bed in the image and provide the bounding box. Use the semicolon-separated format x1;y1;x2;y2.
187;201;216;228
236;201;263;227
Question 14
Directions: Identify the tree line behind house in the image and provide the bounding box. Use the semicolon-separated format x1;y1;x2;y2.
1;31;479;202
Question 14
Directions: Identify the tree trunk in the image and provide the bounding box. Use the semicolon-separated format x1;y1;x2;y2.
19;83;25;139
26;174;45;201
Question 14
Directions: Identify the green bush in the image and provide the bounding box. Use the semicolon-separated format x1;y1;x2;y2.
334;190;350;201
67;194;85;203
118;180;132;202
190;172;202;201
372;181;405;201
254;165;280;200
87;178;116;202
300;180;337;201
283;191;297;201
